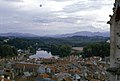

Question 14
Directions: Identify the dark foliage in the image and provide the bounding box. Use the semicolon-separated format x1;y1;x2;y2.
0;45;17;57
0;36;109;57
83;42;110;58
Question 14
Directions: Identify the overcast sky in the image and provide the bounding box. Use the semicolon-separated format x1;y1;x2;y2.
0;0;114;36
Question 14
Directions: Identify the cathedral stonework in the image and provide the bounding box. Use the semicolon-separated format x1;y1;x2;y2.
108;0;120;65
107;0;120;81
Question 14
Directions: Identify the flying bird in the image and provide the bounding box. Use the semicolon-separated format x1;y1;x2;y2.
40;4;42;7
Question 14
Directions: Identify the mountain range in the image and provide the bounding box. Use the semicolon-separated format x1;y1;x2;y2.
50;31;110;38
0;31;110;38
0;32;38;37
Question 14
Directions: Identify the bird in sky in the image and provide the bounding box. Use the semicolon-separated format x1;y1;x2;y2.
40;4;42;7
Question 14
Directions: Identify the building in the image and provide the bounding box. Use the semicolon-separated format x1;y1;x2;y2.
107;0;120;81
0;76;11;81
13;63;40;76
72;47;83;53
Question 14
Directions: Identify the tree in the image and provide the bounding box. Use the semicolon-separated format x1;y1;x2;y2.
83;42;110;58
50;45;72;58
0;45;17;57
59;45;72;57
28;46;36;54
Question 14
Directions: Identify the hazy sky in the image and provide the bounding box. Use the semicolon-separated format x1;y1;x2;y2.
0;0;114;36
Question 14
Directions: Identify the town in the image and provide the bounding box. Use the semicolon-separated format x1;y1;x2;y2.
0;48;110;81
0;31;110;81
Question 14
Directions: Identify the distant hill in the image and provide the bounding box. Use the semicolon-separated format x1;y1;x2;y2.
51;31;110;38
0;32;38;37
0;31;110;38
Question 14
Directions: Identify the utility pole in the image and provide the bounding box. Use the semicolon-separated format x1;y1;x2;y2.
107;0;120;81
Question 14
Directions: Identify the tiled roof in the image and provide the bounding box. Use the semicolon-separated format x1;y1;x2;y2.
72;47;83;51
13;63;40;69
51;77;58;81
63;77;72;81
37;73;50;78
91;79;100;81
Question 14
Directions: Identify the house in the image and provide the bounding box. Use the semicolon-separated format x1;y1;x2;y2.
37;65;46;74
0;69;4;75
3;69;15;80
35;78;55;81
46;67;51;73
55;73;71;81
62;77;72;81
72;74;81;81
72;47;83;54
13;63;40;75
51;77;58;81
49;67;58;73
36;73;54;81
37;73;50;78
23;72;31;77
0;76;12;81
90;79;100;81
17;49;24;54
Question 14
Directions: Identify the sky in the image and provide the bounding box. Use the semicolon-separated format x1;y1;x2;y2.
0;0;114;36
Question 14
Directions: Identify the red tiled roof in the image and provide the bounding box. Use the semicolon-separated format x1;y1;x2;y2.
37;73;50;78
13;63;40;69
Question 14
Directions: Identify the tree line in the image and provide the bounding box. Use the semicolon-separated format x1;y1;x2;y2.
0;37;110;58
83;42;110;58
